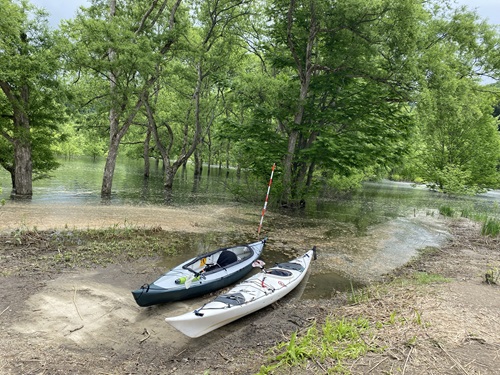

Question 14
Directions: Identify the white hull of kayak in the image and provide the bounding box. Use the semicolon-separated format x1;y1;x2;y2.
165;248;316;338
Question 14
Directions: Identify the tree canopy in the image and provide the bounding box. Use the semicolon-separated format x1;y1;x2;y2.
0;0;65;197
1;0;500;202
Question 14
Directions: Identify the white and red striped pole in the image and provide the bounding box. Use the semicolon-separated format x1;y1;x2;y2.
257;163;276;237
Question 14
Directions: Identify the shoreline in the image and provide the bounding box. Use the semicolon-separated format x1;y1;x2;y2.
1;215;499;374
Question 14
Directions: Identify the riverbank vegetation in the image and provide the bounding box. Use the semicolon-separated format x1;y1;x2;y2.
254;219;500;375
1;0;500;205
439;204;500;237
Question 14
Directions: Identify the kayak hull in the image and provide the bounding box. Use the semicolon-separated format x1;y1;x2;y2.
132;238;267;307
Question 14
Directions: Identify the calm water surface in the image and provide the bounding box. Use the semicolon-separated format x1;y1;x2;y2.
1;157;499;298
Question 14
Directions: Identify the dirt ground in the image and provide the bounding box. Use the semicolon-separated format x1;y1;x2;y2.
0;204;499;374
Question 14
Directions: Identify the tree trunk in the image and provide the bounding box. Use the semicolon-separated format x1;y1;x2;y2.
281;129;299;203
102;0;118;198
1;73;33;198
13;139;32;198
164;165;174;190
101;135;119;198
194;150;202;179
143;126;151;178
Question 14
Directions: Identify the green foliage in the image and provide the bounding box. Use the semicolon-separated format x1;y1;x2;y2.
0;0;66;189
414;272;450;285
412;16;500;194
2;0;499;200
439;205;455;217
481;217;500;237
258;317;378;374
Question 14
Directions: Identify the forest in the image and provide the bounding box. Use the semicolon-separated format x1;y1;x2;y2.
1;0;500;205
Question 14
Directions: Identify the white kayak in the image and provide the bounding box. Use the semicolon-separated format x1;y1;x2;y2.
165;247;316;338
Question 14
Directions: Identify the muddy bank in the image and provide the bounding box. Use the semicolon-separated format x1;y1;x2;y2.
1;203;499;374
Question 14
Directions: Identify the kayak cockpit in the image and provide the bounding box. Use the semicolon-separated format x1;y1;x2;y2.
182;245;256;275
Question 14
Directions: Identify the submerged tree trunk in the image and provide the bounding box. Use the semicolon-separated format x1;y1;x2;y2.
143;126;151;178
101;135;119;198
13;139;32;198
0;81;33;198
101;0;118;199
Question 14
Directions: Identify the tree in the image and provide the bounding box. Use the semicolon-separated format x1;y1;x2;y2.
62;0;185;199
0;0;65;198
413;10;500;193
236;0;427;204
140;0;256;199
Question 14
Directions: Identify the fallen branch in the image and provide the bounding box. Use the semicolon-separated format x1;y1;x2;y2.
73;286;83;321
140;328;151;344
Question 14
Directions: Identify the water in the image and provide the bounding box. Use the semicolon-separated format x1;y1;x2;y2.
0;156;247;206
1;157;499;298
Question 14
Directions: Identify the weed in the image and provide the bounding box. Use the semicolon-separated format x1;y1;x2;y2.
258;317;379;374
348;281;372;304
481;218;500;237
484;267;500;285
438;205;454;217
405;336;417;347
413;310;422;325
414;272;450;285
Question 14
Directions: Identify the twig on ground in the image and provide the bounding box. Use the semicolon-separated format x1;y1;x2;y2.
0;306;10;317
437;342;470;375
314;359;327;372
70;325;84;333
140;328;151;344
73;287;83;321
367;357;388;373
402;346;413;375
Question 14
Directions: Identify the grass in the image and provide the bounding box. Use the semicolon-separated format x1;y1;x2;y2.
439;205;455;217
413;271;450;284
439;204;500;237
481;217;500;237
258;269;451;374
257;317;379;374
0;225;216;274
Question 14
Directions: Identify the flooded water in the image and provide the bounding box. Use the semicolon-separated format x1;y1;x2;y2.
1;157;499;298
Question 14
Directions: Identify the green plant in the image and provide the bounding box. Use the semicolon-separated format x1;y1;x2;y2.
258;317;379;374
438;205;454;217
413;310;422;325
414;272;450;285
481;218;500;237
348;281;373;304
484;267;499;285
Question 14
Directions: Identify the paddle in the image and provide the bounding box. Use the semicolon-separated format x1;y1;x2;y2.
184;274;195;289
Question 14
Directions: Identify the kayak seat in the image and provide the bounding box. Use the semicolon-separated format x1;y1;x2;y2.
217;250;238;267
204;250;238;272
